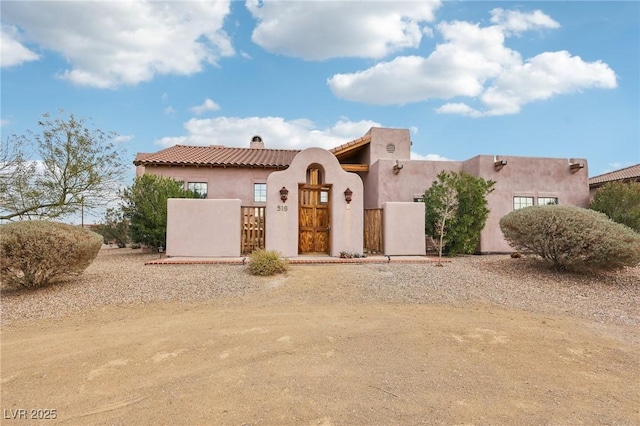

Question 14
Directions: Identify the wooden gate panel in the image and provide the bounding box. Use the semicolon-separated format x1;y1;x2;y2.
241;206;265;255
364;208;383;254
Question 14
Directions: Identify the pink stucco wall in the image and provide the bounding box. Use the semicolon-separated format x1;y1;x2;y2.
370;155;589;253
166;199;242;257
266;148;364;257
383;202;426;255
365;127;411;164
372;158;464;207
464;155;590;253
142;166;274;206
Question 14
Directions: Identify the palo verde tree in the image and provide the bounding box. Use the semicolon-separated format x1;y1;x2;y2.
120;174;198;250
423;171;495;256
0;111;127;221
590;181;640;233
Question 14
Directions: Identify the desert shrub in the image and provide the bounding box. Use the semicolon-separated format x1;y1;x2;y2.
247;249;288;276
499;205;640;272
339;251;365;258
590;181;640;233
0;221;103;288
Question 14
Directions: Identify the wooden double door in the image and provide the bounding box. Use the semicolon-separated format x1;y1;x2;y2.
298;184;331;254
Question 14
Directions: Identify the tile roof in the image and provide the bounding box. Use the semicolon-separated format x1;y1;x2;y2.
133;145;300;168
589;163;640;186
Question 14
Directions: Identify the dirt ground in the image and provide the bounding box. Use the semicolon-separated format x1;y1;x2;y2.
1;262;639;425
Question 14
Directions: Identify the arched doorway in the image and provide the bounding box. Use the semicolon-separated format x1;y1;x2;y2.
298;165;331;254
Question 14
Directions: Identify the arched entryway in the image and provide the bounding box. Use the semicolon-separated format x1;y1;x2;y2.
298;165;331;254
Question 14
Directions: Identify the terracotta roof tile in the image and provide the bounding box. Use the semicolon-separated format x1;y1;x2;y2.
589;163;640;186
133;145;300;168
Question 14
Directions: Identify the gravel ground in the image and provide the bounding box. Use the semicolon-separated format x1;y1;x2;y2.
1;247;639;326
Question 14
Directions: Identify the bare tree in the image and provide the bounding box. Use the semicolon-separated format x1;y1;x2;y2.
0;111;127;221
432;175;459;266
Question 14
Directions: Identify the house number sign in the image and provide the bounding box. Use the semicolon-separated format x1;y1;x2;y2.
277;205;288;212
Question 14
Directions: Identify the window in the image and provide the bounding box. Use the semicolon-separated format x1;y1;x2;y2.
320;191;329;204
538;197;558;206
254;183;267;202
513;196;534;210
187;182;207;198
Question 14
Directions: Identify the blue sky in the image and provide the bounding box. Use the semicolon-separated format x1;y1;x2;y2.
1;0;638;181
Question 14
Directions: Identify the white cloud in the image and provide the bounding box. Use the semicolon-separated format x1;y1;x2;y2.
155;116;382;150
0;118;10;127
435;103;482;118
246;0;441;60
2;1;234;88
411;152;451;161
191;99;221;115
490;8;560;35
164;107;176;115
113;135;134;144
328;9;617;117
1;25;39;68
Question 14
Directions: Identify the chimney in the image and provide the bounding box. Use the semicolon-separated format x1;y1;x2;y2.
250;135;264;149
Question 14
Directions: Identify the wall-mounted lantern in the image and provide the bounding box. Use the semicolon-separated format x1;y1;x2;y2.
344;188;353;204
280;186;289;202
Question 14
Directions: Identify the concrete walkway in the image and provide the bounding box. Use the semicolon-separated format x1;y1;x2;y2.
146;254;447;265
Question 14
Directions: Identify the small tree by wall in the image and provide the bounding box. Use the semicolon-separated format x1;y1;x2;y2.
423;171;495;256
431;176;458;265
590;181;640;233
120;174;198;250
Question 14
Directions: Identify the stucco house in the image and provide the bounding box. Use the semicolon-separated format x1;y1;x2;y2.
588;163;640;199
134;127;590;258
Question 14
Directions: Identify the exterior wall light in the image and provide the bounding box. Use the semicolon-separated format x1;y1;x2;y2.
344;188;353;204
280;186;289;202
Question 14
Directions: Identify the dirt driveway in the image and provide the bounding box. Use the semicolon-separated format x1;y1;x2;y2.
1;259;639;425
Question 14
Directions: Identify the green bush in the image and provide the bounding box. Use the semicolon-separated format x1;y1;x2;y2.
0;221;103;288
590;182;640;233
423;171;495;255
247;249;288;276
499;205;640;272
121;174;198;250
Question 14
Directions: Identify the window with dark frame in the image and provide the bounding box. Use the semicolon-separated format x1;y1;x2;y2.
513;196;534;210
187;182;208;199
538;197;558;206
